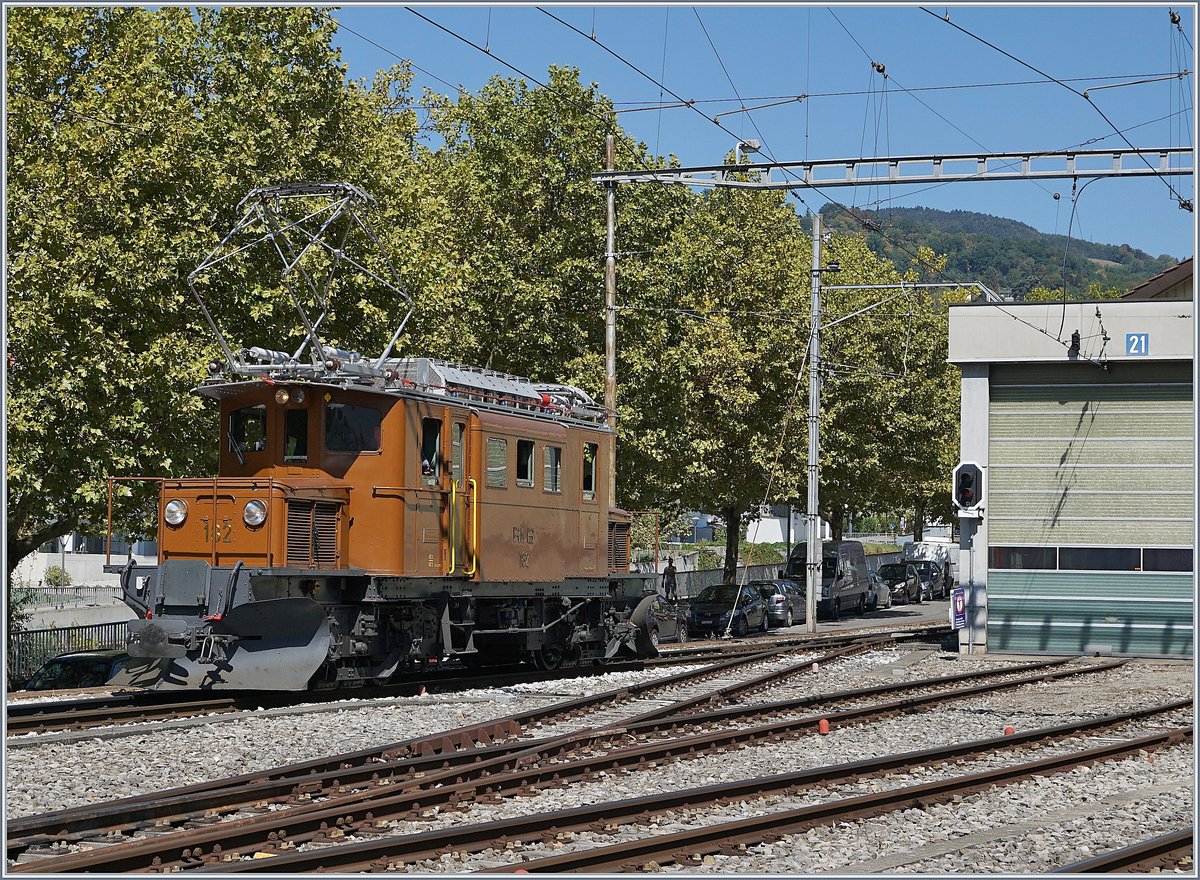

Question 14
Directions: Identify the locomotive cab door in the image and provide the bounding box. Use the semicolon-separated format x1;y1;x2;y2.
410;407;449;576
448;415;473;577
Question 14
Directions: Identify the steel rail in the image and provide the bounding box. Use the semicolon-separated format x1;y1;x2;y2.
180;711;1192;873
6;696;244;736
10;653;1058;854
2;654;1079;856
1050;827;1194;873
5;646;799;848
8;659;1136;873
481;728;1194;875
6;625;932;736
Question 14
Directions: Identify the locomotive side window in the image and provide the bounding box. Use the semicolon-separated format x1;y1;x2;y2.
582;442;598;502
516;439;535;488
285;409;308;461
487;438;507;488
452;422;465;487
543;445;562;493
326;403;381;453
421;418;441;483
230;405;267;455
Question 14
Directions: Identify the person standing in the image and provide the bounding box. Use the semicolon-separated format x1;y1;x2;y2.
663;557;678;601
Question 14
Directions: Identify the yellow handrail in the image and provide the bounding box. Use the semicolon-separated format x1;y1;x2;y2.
448;481;456;574
464;477;479;576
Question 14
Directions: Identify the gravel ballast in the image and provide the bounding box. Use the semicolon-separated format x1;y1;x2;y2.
5;649;1192;873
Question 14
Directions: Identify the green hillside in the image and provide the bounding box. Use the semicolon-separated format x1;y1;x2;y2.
813;205;1181;298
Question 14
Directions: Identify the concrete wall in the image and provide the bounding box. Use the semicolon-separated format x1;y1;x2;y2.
949;299;1194;364
13;550;155;589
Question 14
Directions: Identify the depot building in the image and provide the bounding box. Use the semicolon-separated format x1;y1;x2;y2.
948;262;1194;659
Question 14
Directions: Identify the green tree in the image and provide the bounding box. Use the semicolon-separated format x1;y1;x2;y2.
411;66;692;388
620;183;809;583
5;7;416;586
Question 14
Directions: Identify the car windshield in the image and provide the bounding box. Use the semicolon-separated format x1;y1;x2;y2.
877;564;908;579
694;585;752;605
26;658;115;690
785;548;838;579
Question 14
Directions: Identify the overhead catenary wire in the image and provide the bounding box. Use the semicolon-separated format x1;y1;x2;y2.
920;6;1194;212
829;8;1058;205
866;105;1192;209
607;71;1192;108
359;7;1138;370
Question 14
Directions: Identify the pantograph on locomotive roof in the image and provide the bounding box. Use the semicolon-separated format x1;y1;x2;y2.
189;182;605;426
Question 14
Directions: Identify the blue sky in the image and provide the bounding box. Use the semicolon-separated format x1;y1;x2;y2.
331;4;1196;260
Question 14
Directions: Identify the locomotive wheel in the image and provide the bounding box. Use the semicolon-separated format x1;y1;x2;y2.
532;644;565;671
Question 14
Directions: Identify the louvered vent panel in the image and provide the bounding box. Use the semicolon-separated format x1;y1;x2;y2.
287;501;313;567
313;502;339;568
287;500;341;569
608;521;630;572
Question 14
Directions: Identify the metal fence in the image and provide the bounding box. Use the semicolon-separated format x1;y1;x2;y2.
7;621;129;686
13;584;124;610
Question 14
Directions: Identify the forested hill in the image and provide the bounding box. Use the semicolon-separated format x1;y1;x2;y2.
813;205;1181;298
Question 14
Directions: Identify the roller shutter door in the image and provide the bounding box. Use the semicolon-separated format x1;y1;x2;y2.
987;362;1193;657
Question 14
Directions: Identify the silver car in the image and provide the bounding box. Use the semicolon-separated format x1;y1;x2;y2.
866;570;892;610
753;580;806;627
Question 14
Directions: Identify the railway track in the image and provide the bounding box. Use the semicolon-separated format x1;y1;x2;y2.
32;704;1184;874
8;653;1164;873
7;626;949;736
1051;827;1194;873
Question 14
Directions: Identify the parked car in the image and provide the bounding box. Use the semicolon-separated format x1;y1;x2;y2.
865;570;892;611
687;584;769;637
753;580;806;627
876;562;922;605
644;595;689;646
22;648;131;691
910;560;947;601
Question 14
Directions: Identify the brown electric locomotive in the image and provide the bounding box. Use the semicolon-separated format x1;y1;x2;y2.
105;183;656;690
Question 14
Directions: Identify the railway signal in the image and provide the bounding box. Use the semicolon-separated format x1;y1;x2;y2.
953;462;984;517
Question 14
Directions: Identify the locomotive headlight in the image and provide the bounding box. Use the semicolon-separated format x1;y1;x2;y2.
243;499;267;528
164;499;188;527
292;389;306;405
275;388;290;405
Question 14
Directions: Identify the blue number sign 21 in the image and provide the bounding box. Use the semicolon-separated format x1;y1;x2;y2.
1125;333;1150;356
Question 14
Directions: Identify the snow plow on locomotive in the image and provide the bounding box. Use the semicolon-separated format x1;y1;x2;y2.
103;183;658;690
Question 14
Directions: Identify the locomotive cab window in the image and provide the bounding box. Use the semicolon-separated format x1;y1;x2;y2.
326;403;381;453
516;439;535;487
543;445;562;493
582;442;598;502
487;438;507;488
284;409;308;461
421;418;441;483
230;405;267;456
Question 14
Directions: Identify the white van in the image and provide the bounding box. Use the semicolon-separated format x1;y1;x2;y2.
784;540;870;619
